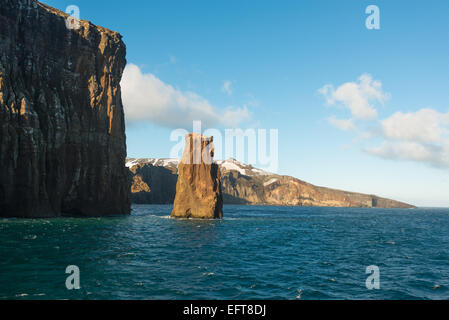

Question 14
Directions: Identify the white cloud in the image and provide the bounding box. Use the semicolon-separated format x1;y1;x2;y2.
320;75;449;169
381;109;449;143
121;64;251;128
366;141;449;168
328;116;357;131
366;109;449;168
221;80;233;95
318;73;389;120
356;108;449;168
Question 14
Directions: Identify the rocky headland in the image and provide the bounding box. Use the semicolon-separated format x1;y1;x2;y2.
127;157;415;209
0;0;130;217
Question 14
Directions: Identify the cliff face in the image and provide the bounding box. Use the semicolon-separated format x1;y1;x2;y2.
0;0;130;217
221;170;413;208
127;158;415;209
171;133;223;219
128;159;178;204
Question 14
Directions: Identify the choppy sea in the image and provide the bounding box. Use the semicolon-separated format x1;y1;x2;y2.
1;205;448;300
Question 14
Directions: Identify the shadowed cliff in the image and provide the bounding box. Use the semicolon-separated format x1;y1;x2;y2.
0;0;130;217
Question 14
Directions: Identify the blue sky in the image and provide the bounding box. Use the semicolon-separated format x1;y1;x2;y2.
45;0;449;207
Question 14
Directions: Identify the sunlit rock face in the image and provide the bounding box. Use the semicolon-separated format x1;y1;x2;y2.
128;157;415;209
0;0;130;217
171;133;223;219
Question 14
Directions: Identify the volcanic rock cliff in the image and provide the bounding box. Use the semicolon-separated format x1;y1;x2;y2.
171;133;223;219
0;0;130;217
127;158;415;209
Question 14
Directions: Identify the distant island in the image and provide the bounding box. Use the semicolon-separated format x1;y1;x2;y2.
127;158;415;209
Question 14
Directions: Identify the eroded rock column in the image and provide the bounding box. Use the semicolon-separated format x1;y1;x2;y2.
171;133;223;219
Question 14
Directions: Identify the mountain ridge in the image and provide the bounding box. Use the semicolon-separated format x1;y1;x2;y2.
127;158;415;209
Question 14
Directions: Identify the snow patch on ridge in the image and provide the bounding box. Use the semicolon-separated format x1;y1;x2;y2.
263;178;278;187
126;158;179;168
216;160;247;175
125;159;139;168
126;157;273;176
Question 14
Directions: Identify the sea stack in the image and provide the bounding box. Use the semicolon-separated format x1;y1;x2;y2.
171;133;223;219
0;0;130;217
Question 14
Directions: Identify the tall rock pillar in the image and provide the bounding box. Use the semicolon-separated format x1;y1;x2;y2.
171;133;223;219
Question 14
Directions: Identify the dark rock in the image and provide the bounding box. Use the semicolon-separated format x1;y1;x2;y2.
129;162;177;204
0;0;130;217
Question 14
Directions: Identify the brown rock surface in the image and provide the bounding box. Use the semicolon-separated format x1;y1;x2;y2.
128;158;415;209
127;159;178;204
0;0;130;217
171;133;223;219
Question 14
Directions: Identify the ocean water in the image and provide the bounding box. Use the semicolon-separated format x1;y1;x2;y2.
1;205;448;300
